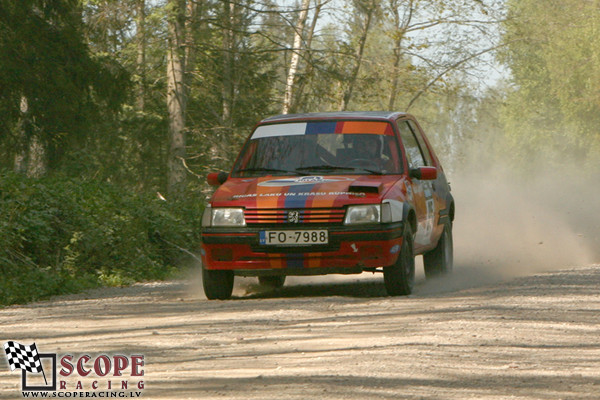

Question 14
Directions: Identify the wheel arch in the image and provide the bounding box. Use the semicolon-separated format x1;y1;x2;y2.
402;203;417;233
447;193;455;223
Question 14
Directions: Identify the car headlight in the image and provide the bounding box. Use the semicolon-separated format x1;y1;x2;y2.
203;207;246;227
344;205;381;225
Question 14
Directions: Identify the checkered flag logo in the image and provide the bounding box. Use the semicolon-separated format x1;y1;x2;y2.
3;341;45;375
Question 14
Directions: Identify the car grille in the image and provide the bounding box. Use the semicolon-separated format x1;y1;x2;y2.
244;208;346;224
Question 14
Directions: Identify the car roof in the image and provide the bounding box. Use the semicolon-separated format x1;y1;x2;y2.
260;111;408;124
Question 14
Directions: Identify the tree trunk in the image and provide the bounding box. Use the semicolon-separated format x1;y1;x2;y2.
136;0;146;112
166;0;188;199
291;0;323;113
387;43;402;110
282;0;311;114
218;0;237;162
27;135;46;178
340;1;375;111
14;96;47;177
221;0;234;127
14;98;28;175
387;0;413;110
185;0;198;79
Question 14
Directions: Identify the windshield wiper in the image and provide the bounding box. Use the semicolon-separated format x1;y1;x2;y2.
236;167;308;176
297;165;383;175
352;167;384;175
296;165;355;172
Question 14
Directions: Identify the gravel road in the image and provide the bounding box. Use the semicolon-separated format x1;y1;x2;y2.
2;263;600;399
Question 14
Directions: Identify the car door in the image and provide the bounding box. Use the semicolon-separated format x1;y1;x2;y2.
396;119;436;251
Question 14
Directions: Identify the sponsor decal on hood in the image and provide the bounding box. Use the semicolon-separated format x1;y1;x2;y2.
212;175;405;210
257;176;353;187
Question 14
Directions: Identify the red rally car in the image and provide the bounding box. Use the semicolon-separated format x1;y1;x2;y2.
201;112;455;299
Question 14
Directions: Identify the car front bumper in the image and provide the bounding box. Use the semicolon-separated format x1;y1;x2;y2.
201;223;405;276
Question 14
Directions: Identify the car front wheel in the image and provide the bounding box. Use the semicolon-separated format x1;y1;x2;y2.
202;268;234;300
383;224;415;296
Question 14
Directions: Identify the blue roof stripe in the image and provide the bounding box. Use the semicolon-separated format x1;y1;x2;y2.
305;121;337;135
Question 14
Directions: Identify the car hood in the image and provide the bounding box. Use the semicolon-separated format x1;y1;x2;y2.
210;175;404;209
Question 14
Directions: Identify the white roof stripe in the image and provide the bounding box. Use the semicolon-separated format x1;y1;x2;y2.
251;123;307;138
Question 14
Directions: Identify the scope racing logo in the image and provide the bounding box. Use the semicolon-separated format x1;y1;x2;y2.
3;341;144;398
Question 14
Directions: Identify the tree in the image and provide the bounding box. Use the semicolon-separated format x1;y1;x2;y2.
135;0;146;112
499;0;600;166
166;0;189;198
184;0;278;176
0;0;128;176
282;0;311;114
386;0;414;110
340;0;379;111
289;0;325;114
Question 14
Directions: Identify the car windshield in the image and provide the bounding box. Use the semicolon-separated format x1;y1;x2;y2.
232;121;403;177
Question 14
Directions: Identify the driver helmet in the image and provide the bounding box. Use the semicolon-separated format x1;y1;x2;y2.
352;134;381;158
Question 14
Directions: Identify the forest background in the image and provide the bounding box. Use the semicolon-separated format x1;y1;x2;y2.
1;0;599;304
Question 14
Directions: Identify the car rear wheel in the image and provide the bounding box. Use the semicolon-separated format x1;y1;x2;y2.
383;224;415;296
423;221;453;279
202;268;234;300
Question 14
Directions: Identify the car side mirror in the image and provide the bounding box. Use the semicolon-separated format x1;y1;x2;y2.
207;172;228;186
409;166;437;180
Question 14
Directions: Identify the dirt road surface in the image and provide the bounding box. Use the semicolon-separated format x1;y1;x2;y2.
1;263;600;400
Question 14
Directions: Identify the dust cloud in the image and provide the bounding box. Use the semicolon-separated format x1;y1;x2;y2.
422;162;600;295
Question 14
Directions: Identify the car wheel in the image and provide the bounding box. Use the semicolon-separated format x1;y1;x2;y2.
423;221;453;279
202;267;234;300
258;275;286;289
383;224;415;296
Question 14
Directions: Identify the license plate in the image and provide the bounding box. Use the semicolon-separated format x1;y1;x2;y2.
260;230;328;245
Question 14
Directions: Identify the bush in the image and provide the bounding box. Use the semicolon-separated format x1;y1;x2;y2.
0;171;203;305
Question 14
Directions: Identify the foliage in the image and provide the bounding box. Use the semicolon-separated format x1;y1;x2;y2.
0;171;203;305
184;0;280;177
0;0;130;171
499;0;600;168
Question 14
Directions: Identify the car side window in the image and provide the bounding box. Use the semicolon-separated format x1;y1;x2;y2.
397;120;426;168
407;120;433;166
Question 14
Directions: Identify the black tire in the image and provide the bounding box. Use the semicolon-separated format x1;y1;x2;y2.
423;221;453;279
258;275;286;289
202;268;234;300
383;224;415;296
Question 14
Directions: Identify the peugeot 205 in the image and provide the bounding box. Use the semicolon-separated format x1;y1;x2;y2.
200;112;455;299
